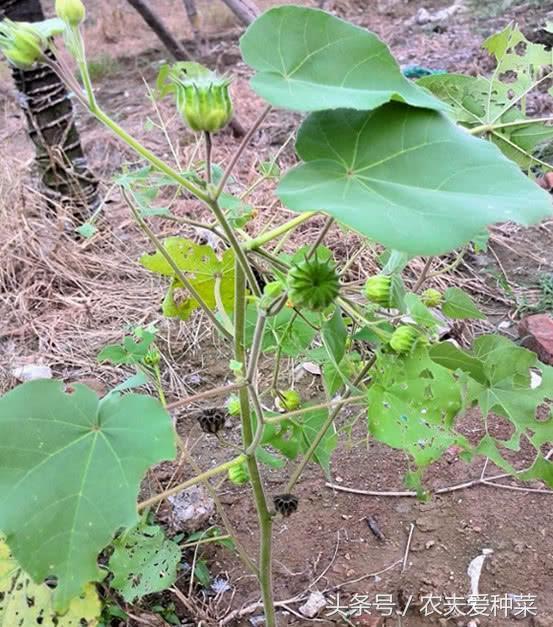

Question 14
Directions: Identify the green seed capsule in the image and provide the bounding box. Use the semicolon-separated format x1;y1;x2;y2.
56;0;86;26
421;288;443;308
228;463;249;485
0;21;44;68
364;275;392;308
287;255;340;312
172;63;233;133
389;325;419;353
277;390;301;412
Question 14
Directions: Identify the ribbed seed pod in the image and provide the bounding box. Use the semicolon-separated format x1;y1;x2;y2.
421;288;443;308
287;255;340;312
176;69;233;133
364;275;392;308
56;0;86;26
273;493;299;517
197;408;226;434
228;463;249;485
389;325;419;354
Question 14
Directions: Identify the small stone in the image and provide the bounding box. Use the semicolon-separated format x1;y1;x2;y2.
168;485;215;532
425;540;436;549
416;515;439;532
298;591;326;618
519;314;553;365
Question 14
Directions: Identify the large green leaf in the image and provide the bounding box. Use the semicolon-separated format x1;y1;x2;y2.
0;380;176;610
240;5;441;112
278;104;552;255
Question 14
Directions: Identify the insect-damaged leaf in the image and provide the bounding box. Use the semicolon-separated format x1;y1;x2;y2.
0;380;176;610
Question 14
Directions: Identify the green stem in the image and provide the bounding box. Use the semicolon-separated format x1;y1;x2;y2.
94;107;209;201
468;115;553;135
204;131;212;184
265;394;367;425
207;198;262;297
137;454;246;510
285;357;375;492
234;262;276;627
244;212;316;251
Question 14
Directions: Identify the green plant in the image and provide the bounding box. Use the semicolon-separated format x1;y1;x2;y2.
1;4;553;625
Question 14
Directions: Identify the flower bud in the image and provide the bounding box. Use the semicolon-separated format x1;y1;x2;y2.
276;390;301;412
55;0;86;27
421;288;443;308
389;325;419;354
173;63;233;133
0;21;44;68
364;275;392;308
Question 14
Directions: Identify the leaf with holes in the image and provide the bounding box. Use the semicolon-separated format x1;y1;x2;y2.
109;521;181;602
240;5;441;112
367;347;469;468
0;537;101;627
419;27;553;169
278;104;552;255
466;335;553;483
140;237;235;320
0;380;176;610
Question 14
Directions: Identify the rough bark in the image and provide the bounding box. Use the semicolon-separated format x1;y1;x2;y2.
219;0;260;25
1;0;99;215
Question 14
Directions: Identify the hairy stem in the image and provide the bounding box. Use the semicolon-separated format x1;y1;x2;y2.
204;131;212;184
138;454;246;510
244;212;316;251
234;262;276;627
215;105;272;198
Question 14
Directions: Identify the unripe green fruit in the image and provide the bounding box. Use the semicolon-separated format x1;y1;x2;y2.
228;462;249;485
143;349;160;367
0;21;44;68
287;255;340;312
177;74;233;133
421;288;443;308
389;325;419;353
364;275;392;308
56;0;86;26
277;390;301;412
225;394;241;417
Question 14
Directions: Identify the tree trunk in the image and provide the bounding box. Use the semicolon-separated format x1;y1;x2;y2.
219;0;260;26
1;0;99;216
126;0;245;137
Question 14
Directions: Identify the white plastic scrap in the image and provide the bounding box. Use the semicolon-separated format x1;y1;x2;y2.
467;548;493;597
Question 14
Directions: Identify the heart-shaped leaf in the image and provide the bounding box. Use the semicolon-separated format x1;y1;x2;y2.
240;5;441;112
0;380;176;610
278;104;552;255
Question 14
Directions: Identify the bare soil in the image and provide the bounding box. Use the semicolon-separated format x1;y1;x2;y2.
1;1;553;626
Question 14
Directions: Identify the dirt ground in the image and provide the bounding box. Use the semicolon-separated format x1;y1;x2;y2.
2;0;553;626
